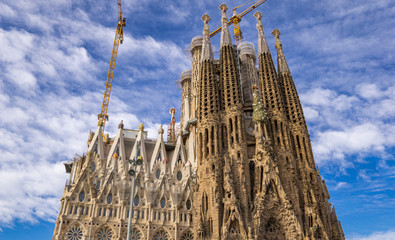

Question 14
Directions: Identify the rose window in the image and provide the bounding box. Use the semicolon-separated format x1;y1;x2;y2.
66;226;83;240
97;227;113;240
181;231;194;240
154;231;169;240
130;229;142;240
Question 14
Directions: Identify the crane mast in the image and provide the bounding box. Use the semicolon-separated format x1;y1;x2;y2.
98;0;126;141
209;0;267;44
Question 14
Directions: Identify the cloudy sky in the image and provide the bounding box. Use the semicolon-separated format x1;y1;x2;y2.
0;0;394;239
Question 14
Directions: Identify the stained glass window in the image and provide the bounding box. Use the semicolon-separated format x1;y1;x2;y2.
160;198;166;208
107;194;113;204
186;199;191;210
156;169;161;179
177;171;182;181
78;191;85;202
134;196;139;206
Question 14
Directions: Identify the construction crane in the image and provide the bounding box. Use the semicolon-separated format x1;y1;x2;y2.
210;0;268;44
97;0;126;141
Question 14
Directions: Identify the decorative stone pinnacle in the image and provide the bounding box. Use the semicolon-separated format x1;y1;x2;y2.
219;4;232;46
201;13;211;23
255;11;270;54
201;14;211;36
254;11;262;22
272;28;282;49
272;28;290;73
219;3;228;22
219;3;228;12
98;118;103;127
158;124;164;134
138;123;144;132
118;120;124;129
201;13;214;60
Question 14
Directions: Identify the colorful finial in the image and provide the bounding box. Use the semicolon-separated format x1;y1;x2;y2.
138;123;144;131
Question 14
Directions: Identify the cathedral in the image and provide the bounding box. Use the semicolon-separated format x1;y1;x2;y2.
53;4;344;240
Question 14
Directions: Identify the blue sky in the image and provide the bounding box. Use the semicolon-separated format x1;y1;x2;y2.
0;0;394;239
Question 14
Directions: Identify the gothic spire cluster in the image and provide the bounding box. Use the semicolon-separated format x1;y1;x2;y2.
190;7;344;240
53;5;344;240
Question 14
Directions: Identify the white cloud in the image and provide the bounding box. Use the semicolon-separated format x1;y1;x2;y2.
301;83;395;167
349;229;395;240
0;0;189;227
356;83;383;100
333;181;349;190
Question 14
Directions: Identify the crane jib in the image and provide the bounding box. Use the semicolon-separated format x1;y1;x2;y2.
209;0;267;38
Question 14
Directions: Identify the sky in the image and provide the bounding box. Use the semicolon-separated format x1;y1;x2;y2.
0;0;394;239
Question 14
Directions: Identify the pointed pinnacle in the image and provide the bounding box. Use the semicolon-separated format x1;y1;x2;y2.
272;28;282;49
272;28;290;73
254;11;270;54
201;13;213;60
219;3;228;12
201;13;211;23
219;3;228;22
254;11;262;22
158;124;164;134
201;14;211;36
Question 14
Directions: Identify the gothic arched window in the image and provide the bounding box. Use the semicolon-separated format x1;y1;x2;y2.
177;171;182;181
134;196;140;206
107;194;113;204
156;169;161;179
186;199;191;210
91;162;96;172
160;197;166;208
78;191;85;202
66;226;83;240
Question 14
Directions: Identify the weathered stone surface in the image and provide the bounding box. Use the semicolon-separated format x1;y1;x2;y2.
53;8;344;240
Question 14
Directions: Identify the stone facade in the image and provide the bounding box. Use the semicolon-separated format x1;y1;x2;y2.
52;124;195;240
53;5;344;240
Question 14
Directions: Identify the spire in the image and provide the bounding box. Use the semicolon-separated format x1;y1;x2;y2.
272;28;290;73
201;14;213;61
254;11;270;54
219;3;232;47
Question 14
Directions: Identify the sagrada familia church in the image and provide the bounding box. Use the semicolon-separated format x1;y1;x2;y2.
52;4;345;240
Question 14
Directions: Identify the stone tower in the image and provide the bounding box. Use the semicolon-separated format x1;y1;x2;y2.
188;6;345;240
194;13;224;239
53;5;344;240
